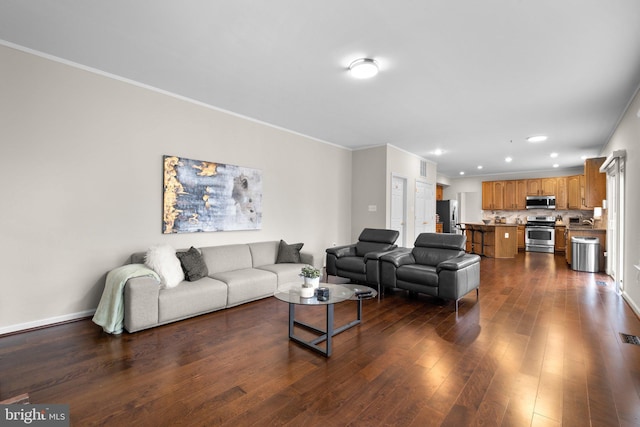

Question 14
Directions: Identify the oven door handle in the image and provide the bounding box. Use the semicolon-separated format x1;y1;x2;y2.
525;226;555;229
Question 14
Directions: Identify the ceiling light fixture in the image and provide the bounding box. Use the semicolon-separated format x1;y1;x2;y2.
433;148;444;156
553;163;559;168
505;157;513;162
459;171;465;175
550;152;558;158
527;135;548;143
349;58;379;79
477;165;483;169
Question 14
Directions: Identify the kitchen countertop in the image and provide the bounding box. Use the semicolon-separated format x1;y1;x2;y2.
462;222;518;227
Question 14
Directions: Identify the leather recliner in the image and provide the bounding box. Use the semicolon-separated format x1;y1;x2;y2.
380;233;481;312
325;228;400;288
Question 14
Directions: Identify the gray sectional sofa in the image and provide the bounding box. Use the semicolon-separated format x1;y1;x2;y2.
124;241;313;332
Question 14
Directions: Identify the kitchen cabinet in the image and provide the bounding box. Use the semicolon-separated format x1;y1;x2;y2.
517;225;525;251
567;175;582;209
555;225;566;252
526;178;556;196
504;180;527;210
436;223;443;233
584;157;606;208
436;185;443;201
482;181;504;210
556;177;568;209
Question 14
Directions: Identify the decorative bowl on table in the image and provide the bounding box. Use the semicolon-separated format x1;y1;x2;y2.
482;219;491;224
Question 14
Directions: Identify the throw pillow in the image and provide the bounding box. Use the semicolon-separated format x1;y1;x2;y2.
176;247;209;281
144;244;184;289
276;240;304;263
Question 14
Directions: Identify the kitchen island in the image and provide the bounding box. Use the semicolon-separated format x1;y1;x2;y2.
462;223;518;258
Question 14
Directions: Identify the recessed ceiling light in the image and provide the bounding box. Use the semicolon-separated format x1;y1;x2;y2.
527;135;548;143
580;155;588;160
348;58;379;79
553;163;559;168
433;148;444;156
459;171;465;175
477;165;483;169
550;152;558;158
505;157;513;162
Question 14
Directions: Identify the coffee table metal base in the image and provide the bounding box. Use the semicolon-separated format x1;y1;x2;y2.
287;299;364;357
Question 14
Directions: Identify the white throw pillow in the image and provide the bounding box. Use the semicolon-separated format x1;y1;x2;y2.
144;244;184;289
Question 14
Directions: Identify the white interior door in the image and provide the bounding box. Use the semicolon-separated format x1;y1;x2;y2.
390;175;407;247
415;180;435;241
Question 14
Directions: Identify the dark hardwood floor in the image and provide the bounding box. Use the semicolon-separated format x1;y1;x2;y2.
2;252;640;426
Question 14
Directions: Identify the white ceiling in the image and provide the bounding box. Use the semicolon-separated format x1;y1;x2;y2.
2;1;640;178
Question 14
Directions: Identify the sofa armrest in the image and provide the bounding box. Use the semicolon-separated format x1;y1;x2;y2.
380;248;414;267
325;244;356;258
124;276;160;333
363;246;398;262
437;254;481;272
300;252;315;267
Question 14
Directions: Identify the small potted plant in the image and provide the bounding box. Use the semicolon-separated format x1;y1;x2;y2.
300;265;321;287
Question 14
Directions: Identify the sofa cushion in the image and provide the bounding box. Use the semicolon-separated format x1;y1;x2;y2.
212;268;277;307
275;240;304;263
158;277;227;323
397;264;439;287
412;247;466;267
176;247;209;281
144;244;184;289
248;241;278;267
200;244;253;274
257;263;305;286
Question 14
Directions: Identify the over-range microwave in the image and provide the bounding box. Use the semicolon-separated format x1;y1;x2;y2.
526;195;556;210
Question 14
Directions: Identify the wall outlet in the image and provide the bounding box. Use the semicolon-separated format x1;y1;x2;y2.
505;232;509;238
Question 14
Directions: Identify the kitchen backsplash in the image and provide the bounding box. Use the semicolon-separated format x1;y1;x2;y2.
482;209;596;224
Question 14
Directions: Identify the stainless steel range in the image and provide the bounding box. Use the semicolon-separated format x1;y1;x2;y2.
525;215;556;253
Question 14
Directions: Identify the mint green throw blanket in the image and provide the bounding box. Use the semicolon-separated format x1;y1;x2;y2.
92;264;160;334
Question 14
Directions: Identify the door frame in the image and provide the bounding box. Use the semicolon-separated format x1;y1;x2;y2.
390;173;408;248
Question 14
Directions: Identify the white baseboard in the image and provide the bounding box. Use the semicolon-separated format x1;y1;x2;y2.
0;309;96;336
622;291;640;318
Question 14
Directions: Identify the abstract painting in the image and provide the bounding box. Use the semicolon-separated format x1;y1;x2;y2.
163;155;262;233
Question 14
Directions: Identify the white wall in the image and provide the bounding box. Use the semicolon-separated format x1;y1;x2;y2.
600;87;640;314
0;45;353;333
351;146;387;241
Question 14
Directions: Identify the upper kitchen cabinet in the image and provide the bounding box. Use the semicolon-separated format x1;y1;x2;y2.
584;157;606;208
556;176;568;209
526;178;556;196
436;185;443;201
482;181;505;210
567;175;583;209
504;180;527;210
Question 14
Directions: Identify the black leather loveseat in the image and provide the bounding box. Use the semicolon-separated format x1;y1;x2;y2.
325;228;399;290
379;233;480;311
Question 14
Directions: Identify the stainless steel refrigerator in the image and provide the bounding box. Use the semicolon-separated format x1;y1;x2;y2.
436;200;459;233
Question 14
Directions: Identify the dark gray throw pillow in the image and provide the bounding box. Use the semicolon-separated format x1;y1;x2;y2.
276;240;304;263
176;247;208;281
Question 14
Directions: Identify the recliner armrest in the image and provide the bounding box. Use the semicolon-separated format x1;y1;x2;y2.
437;254;481;272
380;248;414;267
363;246;398;262
325;244;356;258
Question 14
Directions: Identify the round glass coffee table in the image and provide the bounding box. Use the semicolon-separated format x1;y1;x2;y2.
274;283;375;357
